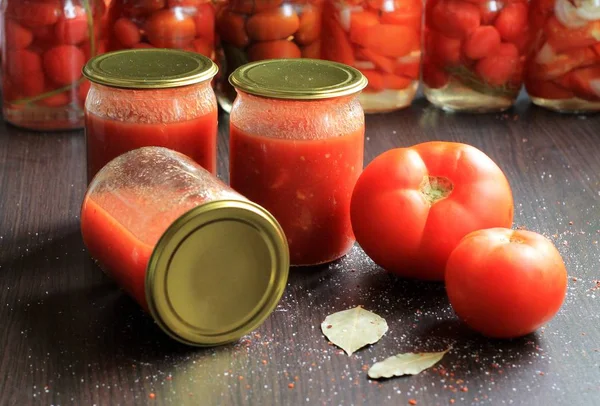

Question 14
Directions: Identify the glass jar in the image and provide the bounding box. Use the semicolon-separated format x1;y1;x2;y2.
83;48;218;182
423;0;529;112
525;0;600;112
229;59;366;266
1;0;107;130
105;0;216;60
215;0;324;112
321;0;422;113
81;146;289;346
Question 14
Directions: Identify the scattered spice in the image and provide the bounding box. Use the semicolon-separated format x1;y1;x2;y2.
572;277;578;282
450;400;455;404
460;386;469;392
408;400;417;405
288;383;295;389
148;393;156;400
539;372;545;376
262;360;268;365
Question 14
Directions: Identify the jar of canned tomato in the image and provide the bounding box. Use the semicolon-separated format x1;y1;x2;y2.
423;0;529;112
81;146;289;346
524;0;600;112
105;0;217;60
321;0;422;113
229;59;367;266
1;0;108;130
82;48;218;182
215;0;324;112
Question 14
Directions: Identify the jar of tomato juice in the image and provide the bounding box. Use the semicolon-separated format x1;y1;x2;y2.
105;0;216;60
524;0;600;112
2;0;108;130
423;0;529;112
215;0;324;112
229;59;367;266
83;48;218;182
81;146;289;346
321;0;422;113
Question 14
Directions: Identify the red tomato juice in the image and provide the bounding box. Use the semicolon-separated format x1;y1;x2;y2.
229;126;364;266
81;197;158;310
85;110;218;181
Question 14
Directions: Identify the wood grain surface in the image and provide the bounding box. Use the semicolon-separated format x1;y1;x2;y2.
1;96;599;406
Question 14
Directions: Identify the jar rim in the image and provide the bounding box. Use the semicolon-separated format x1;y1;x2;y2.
229;59;368;100
83;49;218;89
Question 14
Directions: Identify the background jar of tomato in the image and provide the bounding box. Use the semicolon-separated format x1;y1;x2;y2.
1;0;108;130
423;0;530;112
83;49;218;182
106;0;217;61
215;0;324;112
229;59;367;266
81;146;289;346
524;0;600;112
321;0;422;113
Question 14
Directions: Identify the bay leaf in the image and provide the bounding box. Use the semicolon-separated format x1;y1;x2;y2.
367;349;449;380
321;306;388;356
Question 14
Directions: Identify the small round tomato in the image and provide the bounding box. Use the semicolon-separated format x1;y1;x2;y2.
350;141;514;281
144;9;196;48
445;228;568;338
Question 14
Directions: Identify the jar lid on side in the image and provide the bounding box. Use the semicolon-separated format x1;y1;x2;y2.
145;200;290;347
83;49;218;89
229;58;368;100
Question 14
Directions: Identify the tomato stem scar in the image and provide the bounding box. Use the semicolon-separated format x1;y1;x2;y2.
420;176;453;204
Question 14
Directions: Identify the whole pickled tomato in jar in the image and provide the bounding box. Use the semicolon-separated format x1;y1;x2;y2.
215;0;324;112
105;0;217;60
2;0;108;130
81;146;289;346
525;0;600;112
321;0;422;113
83;48;218;182
229;59;367;266
423;0;530;112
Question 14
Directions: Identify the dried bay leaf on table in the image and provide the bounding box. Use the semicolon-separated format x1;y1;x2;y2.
321;306;388;356
368;349;450;380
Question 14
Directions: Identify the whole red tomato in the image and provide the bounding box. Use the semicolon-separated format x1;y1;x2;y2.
350;141;514;281
445;228;568;338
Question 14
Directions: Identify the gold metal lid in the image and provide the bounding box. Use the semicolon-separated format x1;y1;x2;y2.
145;200;289;346
83;49;218;89
229;58;368;100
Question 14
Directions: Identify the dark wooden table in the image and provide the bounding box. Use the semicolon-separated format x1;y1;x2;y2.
1;96;599;406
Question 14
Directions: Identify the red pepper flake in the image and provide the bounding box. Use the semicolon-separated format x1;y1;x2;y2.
539;371;545;376
568;221;574;225
572;277;578;281
261;360;268;365
449;400;455;404
148;393;156;400
239;376;244;380
460;387;469;392
362;364;369;371
294;376;299;381
327;325;333;329
455;379;464;384
408;400;417;405
288;383;295;389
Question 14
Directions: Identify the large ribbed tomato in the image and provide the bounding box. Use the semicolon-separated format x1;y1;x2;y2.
445;228;568;338
350;141;514;281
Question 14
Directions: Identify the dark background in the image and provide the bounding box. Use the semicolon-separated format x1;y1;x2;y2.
1;96;599;405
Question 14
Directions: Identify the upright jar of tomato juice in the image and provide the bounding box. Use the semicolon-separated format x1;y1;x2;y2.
423;0;530;112
105;0;216;60
1;0;108;130
81;146;290;346
82;48;218;182
229;59;367;266
524;0;600;112
215;0;324;112
321;0;422;113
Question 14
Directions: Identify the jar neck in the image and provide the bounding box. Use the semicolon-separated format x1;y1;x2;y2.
90;80;213;99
